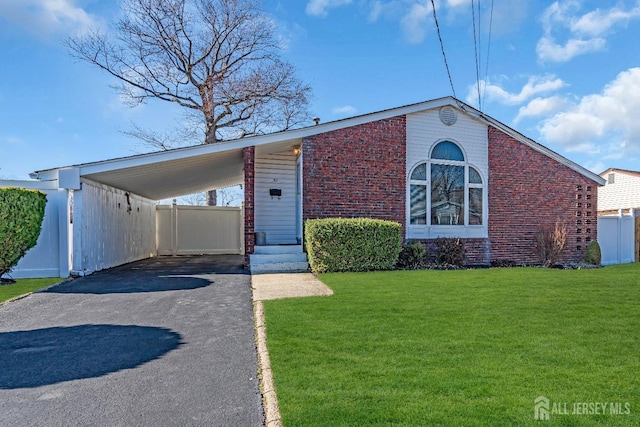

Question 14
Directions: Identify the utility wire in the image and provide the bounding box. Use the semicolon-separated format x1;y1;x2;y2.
430;0;456;99
471;0;482;110
482;0;495;110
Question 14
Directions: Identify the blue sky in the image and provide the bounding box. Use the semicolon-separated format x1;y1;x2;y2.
1;0;639;181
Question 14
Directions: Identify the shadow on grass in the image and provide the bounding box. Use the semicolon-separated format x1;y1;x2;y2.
0;324;182;389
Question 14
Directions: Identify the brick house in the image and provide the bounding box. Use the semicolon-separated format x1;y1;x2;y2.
243;97;605;267
13;97;605;278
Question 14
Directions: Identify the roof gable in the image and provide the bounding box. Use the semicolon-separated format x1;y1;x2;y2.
30;96;605;199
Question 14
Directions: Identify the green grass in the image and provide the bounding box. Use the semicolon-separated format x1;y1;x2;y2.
263;264;640;426
0;277;62;303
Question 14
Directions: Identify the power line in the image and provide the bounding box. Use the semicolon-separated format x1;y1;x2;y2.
482;0;495;110
430;0;456;99
471;0;481;110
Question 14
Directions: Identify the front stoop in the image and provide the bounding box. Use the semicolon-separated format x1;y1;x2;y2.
250;245;309;274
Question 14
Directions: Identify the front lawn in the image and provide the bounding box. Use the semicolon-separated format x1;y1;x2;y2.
264;264;640;426
0;278;62;303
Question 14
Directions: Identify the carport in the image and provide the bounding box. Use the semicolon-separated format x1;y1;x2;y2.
26;140;247;277
6;129;304;278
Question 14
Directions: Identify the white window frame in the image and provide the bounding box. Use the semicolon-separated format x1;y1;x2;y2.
407;140;488;239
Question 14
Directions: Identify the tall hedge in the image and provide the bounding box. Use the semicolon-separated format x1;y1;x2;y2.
0;188;47;277
305;218;402;273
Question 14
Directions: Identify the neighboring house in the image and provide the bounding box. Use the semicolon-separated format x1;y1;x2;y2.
6;97;605;278
597;168;639;264
598;168;640;215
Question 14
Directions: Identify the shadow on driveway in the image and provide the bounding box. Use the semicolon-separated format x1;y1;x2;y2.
0;324;182;389
44;255;247;294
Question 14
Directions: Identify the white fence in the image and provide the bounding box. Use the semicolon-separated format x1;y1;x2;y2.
598;211;638;265
156;204;243;256
72;179;157;276
1;180;71;279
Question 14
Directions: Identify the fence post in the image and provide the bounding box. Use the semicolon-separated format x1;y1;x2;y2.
171;199;178;256
631;209;640;262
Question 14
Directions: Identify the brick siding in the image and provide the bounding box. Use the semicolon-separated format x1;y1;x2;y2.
243;146;255;267
488;126;598;264
302;116;407;230
244;117;599;267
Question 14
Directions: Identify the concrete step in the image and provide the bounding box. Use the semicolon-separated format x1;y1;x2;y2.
250;261;310;274
250;252;308;265
253;245;303;255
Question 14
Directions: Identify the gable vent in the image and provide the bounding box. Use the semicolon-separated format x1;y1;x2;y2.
439;106;457;126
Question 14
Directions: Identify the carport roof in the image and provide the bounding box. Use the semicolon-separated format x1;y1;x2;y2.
30;97;605;200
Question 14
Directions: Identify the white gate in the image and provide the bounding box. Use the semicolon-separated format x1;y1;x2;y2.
156;203;243;255
598;212;636;265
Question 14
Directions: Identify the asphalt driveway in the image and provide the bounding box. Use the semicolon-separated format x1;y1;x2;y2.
0;255;264;427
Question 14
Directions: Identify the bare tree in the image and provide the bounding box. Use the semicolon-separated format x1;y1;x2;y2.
67;0;312;204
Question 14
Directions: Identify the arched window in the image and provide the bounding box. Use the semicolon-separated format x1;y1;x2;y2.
409;141;484;226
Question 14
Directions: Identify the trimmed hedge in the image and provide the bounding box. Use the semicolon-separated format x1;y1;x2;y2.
0;188;47;277
305;218;402;273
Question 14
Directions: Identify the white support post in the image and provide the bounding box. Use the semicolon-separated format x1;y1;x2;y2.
171;199;178;255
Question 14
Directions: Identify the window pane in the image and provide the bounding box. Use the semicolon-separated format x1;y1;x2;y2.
410;185;427;224
431;141;464;161
431;164;464;225
410;163;427;180
469;167;482;184
469;188;483;225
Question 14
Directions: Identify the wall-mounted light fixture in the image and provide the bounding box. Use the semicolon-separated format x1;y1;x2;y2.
293;145;301;155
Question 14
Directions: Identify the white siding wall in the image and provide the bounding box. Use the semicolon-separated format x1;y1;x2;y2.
598;171;640;211
72;179;156;275
254;151;298;244
406;109;489;239
1;180;71;278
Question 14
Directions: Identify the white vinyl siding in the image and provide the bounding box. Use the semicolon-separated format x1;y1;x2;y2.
598;171;640;211
254;151;298;244
406;109;489;239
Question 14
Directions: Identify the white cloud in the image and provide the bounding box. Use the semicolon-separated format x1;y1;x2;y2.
537;1;640;63
472;75;566;106
400;1;433;44
571;3;640;37
536;36;605;63
332;105;358;116
539;67;640;156
445;0;470;7
0;0;97;37
514;96;568;124
305;0;352;17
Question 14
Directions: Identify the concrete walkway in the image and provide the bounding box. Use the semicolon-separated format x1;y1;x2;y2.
252;273;333;301
252;273;333;427
0;255;263;427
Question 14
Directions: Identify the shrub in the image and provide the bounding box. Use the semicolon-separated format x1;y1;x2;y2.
491;259;516;268
584;241;602;265
305;218;402;273
535;222;567;267
434;237;466;266
397;241;428;269
0;188;47;279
